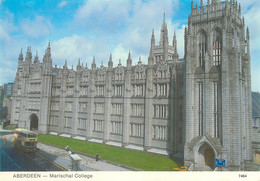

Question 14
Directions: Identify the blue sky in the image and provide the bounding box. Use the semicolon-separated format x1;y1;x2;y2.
0;0;260;92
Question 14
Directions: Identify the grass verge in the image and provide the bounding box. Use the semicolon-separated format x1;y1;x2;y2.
38;135;178;171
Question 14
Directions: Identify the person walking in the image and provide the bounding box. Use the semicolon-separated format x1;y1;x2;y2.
3;137;6;145
96;153;99;161
65;144;69;151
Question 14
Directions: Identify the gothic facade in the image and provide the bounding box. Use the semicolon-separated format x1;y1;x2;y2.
184;0;257;171
11;15;184;155
11;0;259;171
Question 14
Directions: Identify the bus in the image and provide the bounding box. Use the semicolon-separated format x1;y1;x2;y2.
13;128;38;152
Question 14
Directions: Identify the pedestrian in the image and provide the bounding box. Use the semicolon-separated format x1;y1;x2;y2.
3;137;6;145
96;153;99;161
65;144;69;151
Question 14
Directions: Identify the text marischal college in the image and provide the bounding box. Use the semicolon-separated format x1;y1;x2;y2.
10;0;260;171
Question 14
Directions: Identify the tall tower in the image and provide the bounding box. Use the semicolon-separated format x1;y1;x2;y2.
39;42;53;134
184;0;253;171
151;13;179;64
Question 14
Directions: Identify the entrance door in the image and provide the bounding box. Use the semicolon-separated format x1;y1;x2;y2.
204;147;215;167
30;114;39;131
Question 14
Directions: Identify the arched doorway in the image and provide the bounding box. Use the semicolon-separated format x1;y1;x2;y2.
30;114;38;131
197;143;215;170
204;147;215;167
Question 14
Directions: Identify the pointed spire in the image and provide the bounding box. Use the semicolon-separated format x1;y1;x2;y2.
43;41;52;67
47;41;51;53
108;53;113;69
25;46;32;63
200;0;203;7
64;59;68;69
138;56;142;64
92;56;96;70
34;50;39;63
151;29;155;43
128;51;131;60
18;48;23;63
127;51;132;70
184;26;188;55
86;62;88;68
163;12;166;25
149;32;154;65
118;58;122;66
77;58;81;71
173;30;177;54
160;13;169;46
109;53;112;62
191;0;193;9
150;29;155;52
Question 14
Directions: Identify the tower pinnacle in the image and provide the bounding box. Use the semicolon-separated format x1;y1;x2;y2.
128;51;131;60
108;53;113;69
18;48;23;63
92;56;96;70
127;51;132;70
163;12;166;25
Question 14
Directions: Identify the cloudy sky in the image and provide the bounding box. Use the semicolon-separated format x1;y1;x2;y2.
0;0;259;92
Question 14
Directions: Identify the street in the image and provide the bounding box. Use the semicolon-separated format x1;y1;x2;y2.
0;133;65;171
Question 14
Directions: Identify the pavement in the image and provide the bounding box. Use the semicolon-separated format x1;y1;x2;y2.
1;133;133;171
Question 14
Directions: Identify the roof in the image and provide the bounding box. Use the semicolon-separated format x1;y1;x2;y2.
15;128;38;135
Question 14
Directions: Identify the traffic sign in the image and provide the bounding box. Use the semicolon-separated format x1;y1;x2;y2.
215;159;225;167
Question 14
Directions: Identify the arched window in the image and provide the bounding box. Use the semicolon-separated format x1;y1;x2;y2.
198;31;207;67
213;30;222;66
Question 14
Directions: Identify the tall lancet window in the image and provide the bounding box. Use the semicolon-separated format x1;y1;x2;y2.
213;30;222;66
213;82;220;138
198;32;207;67
198;82;203;136
227;27;235;48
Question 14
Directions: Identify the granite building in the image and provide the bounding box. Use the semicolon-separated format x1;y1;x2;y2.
11;0;259;171
184;0;257;171
11;14;184;156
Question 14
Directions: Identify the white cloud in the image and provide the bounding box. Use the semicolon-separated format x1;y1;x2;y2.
20;16;53;38
58;1;68;8
51;35;93;67
0;11;16;43
75;0;131;32
68;0;179;67
111;44;130;66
